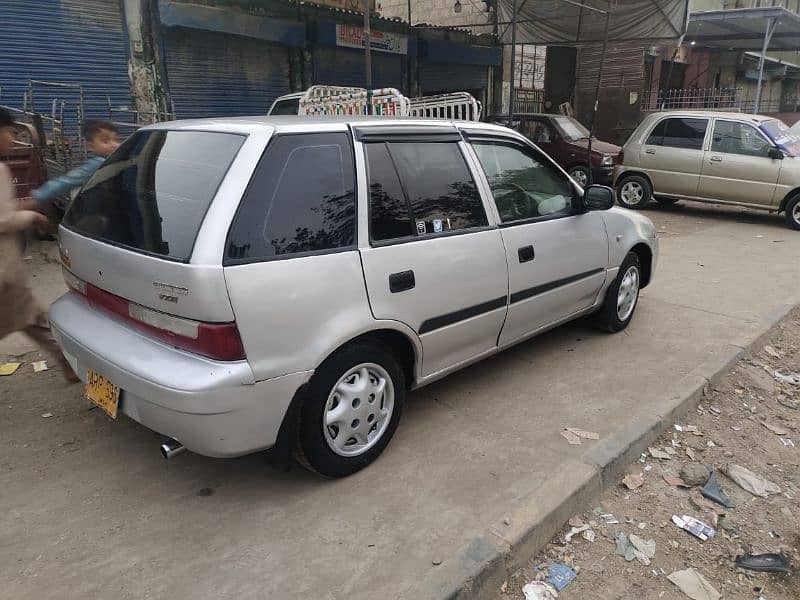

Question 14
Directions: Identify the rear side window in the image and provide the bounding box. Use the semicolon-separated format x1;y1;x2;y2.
646;117;707;150
366;141;487;242
226;132;355;262
64;130;245;261
269;97;299;115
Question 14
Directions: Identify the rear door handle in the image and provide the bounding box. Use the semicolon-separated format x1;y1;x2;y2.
518;245;535;263
389;270;415;293
645;148;656;155
710;156;723;162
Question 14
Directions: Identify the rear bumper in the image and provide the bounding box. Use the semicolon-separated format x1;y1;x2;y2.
50;292;312;458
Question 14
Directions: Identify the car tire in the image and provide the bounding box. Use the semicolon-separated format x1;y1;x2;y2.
784;194;800;231
295;342;405;478
567;165;591;188
655;197;679;206
594;252;642;333
616;175;652;209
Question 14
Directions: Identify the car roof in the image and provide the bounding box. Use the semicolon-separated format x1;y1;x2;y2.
647;110;776;123
141;115;517;136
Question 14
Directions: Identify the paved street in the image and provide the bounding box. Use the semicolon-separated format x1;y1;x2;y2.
2;203;800;600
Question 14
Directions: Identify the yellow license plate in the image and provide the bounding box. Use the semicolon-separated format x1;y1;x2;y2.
86;369;121;419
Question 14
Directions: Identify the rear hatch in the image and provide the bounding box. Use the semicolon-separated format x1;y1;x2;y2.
59;127;248;360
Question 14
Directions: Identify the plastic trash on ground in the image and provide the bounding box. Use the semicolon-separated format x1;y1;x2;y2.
547;563;576;592
672;515;716;541
667;568;721;600
522;581;558;600
700;471;735;508
724;463;781;497
0;362;22;376
734;553;792;574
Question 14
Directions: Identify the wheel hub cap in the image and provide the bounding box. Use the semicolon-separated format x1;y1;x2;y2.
621;182;644;205
793;203;800;224
570;169;588;187
323;363;394;457
617;265;640;321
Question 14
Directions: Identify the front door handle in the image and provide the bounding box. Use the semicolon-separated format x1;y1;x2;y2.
518;245;535;263
645;148;656;155
389;270;415;293
710;156;723;162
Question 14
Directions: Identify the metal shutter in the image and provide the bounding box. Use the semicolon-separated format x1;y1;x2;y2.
164;29;291;119
419;63;488;94
313;47;403;90
0;0;131;135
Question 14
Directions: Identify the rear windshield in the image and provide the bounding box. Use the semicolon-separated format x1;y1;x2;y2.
63;130;245;261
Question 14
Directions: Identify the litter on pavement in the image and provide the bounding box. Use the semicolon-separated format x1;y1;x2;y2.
564;524;591;542
700;471;735;508
601;513;619;524
0;362;22;376
672;515;716;541
560;427;600;445
649;447;672;460
761;421;790;436
734;553;792;574
32;360;48;373
629;534;656;565
667;568;721;600
522;581;558;600
779;437;795;447
772;370;799;385
663;474;690;487
763;345;782;358
547;563;576;591
724;463;781;497
615;532;636;562
622;472;645;490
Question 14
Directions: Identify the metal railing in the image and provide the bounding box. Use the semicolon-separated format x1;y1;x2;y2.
641;87;744;111
512;89;545;114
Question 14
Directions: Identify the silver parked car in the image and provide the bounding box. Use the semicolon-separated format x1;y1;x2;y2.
614;111;800;229
50;116;658;477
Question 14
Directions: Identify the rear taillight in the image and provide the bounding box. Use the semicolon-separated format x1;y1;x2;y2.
63;269;245;361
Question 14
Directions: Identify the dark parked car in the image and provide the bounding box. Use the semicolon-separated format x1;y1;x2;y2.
490;113;621;187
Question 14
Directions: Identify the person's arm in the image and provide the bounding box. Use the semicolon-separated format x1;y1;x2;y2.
0;166;47;233
31;156;104;205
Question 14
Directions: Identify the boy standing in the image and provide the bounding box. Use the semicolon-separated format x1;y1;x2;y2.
0;108;77;381
32;119;120;206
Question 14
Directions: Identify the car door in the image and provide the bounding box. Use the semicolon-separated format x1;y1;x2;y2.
467;134;609;346
637;116;709;197
697;119;782;206
357;129;509;377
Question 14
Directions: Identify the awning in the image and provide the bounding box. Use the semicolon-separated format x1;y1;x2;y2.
495;0;688;45
687;7;800;51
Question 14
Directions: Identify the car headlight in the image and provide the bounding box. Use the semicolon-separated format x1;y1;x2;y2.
601;154;614;166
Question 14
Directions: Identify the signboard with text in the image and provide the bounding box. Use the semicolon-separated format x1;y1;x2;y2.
336;24;408;55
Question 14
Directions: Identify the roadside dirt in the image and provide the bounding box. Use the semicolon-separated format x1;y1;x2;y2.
502;308;800;600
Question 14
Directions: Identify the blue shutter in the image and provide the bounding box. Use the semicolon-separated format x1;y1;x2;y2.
0;0;131;137
164;29;291;119
313;47;404;90
419;62;489;95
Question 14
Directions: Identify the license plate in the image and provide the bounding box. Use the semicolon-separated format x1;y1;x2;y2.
86;369;121;419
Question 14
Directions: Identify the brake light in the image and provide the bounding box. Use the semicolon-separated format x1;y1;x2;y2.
63;270;245;361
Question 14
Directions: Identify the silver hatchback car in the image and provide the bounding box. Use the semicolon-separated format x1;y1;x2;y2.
50;116;658;477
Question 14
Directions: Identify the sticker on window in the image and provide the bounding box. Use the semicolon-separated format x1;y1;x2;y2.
416;221;427;234
433;219;443;233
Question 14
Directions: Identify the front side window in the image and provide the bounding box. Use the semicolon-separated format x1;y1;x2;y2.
226;132;355;262
525;120;554;144
471;139;574;223
711;120;771;157
366;141;487;242
647;117;707;150
64;130;245;261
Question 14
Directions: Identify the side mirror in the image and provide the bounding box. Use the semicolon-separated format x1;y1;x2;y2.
583;185;615;211
768;147;784;160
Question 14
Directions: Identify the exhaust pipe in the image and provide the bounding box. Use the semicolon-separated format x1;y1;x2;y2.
160;439;186;459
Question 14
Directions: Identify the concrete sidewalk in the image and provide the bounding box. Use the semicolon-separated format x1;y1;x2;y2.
2;205;799;600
